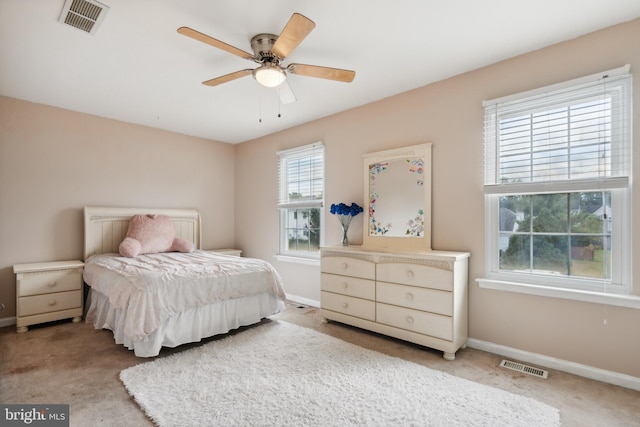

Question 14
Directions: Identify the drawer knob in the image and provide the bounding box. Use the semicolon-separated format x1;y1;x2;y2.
342;282;349;289
342;263;349;270
48;281;57;287
48;300;58;307
406;316;414;324
406;293;414;301
406;270;414;278
342;302;349;309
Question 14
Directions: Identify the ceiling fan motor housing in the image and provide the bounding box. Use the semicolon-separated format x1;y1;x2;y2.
251;33;280;62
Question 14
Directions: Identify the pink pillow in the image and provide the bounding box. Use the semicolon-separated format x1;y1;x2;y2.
119;214;194;257
169;237;194;253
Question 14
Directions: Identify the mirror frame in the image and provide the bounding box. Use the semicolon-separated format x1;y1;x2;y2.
362;143;432;252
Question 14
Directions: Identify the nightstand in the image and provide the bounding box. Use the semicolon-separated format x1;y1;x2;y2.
207;249;242;257
14;260;84;333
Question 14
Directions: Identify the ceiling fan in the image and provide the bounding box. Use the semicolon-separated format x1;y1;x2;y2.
177;13;355;103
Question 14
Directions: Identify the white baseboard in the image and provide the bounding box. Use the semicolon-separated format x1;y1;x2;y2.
285;294;320;308
467;338;640;392
0;316;16;328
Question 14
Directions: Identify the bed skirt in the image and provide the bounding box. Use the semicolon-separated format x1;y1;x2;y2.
85;289;285;357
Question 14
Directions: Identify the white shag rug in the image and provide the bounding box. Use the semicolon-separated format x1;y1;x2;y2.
120;321;560;427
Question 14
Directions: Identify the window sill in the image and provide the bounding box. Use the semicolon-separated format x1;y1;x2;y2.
476;278;640;309
274;254;320;267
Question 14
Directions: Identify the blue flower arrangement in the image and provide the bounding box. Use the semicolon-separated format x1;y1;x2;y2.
330;202;363;246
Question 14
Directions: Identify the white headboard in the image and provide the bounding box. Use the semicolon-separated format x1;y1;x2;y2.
83;206;202;260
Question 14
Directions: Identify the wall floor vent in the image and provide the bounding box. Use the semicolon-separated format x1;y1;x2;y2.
59;0;109;34
499;359;548;379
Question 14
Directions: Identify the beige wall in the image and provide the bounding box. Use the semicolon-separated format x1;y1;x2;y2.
0;97;236;317
235;18;640;377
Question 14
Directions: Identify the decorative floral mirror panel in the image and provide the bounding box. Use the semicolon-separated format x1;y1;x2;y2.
362;143;432;251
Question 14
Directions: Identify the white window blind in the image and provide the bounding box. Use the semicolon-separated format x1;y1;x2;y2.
483;65;631;195
278;142;324;209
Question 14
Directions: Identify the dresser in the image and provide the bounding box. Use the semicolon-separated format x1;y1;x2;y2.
14;260;84;333
320;246;469;360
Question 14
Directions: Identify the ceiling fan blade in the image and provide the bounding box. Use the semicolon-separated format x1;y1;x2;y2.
278;81;297;104
287;64;355;83
271;13;316;59
178;27;253;60
202;69;253;87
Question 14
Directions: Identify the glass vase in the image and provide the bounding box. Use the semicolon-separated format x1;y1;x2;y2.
341;224;349;246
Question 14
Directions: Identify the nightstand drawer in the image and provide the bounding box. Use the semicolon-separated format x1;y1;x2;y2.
376;282;452;316
321;291;375;321
18;270;82;297
376;303;452;341
321;256;375;280
18;290;82;317
321;273;375;300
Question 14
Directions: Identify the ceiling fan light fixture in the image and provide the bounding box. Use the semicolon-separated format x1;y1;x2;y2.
253;64;286;88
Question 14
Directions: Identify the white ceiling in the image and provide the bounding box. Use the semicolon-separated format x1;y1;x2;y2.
1;1;639;144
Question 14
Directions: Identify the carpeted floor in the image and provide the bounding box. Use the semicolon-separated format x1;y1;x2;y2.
1;302;639;427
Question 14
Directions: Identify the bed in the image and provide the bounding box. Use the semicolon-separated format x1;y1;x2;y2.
83;206;286;357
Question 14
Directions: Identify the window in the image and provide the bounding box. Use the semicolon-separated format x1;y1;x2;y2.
277;142;324;259
482;66;632;296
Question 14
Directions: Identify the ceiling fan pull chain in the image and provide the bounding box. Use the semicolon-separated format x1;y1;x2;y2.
278;89;282;118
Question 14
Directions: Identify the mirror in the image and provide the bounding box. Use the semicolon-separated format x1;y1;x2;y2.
363;143;431;251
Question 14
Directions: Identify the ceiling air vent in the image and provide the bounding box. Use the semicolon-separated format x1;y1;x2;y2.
58;0;109;34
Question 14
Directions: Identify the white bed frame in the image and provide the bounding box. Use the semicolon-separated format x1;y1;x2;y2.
84;206;202;259
82;206;284;357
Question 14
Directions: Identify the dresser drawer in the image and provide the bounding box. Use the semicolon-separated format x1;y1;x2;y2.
321;256;375;280
376;282;452;316
376;262;453;291
376;303;452;341
321;291;375;321
321;273;375;300
17;270;82;297
18;290;83;317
